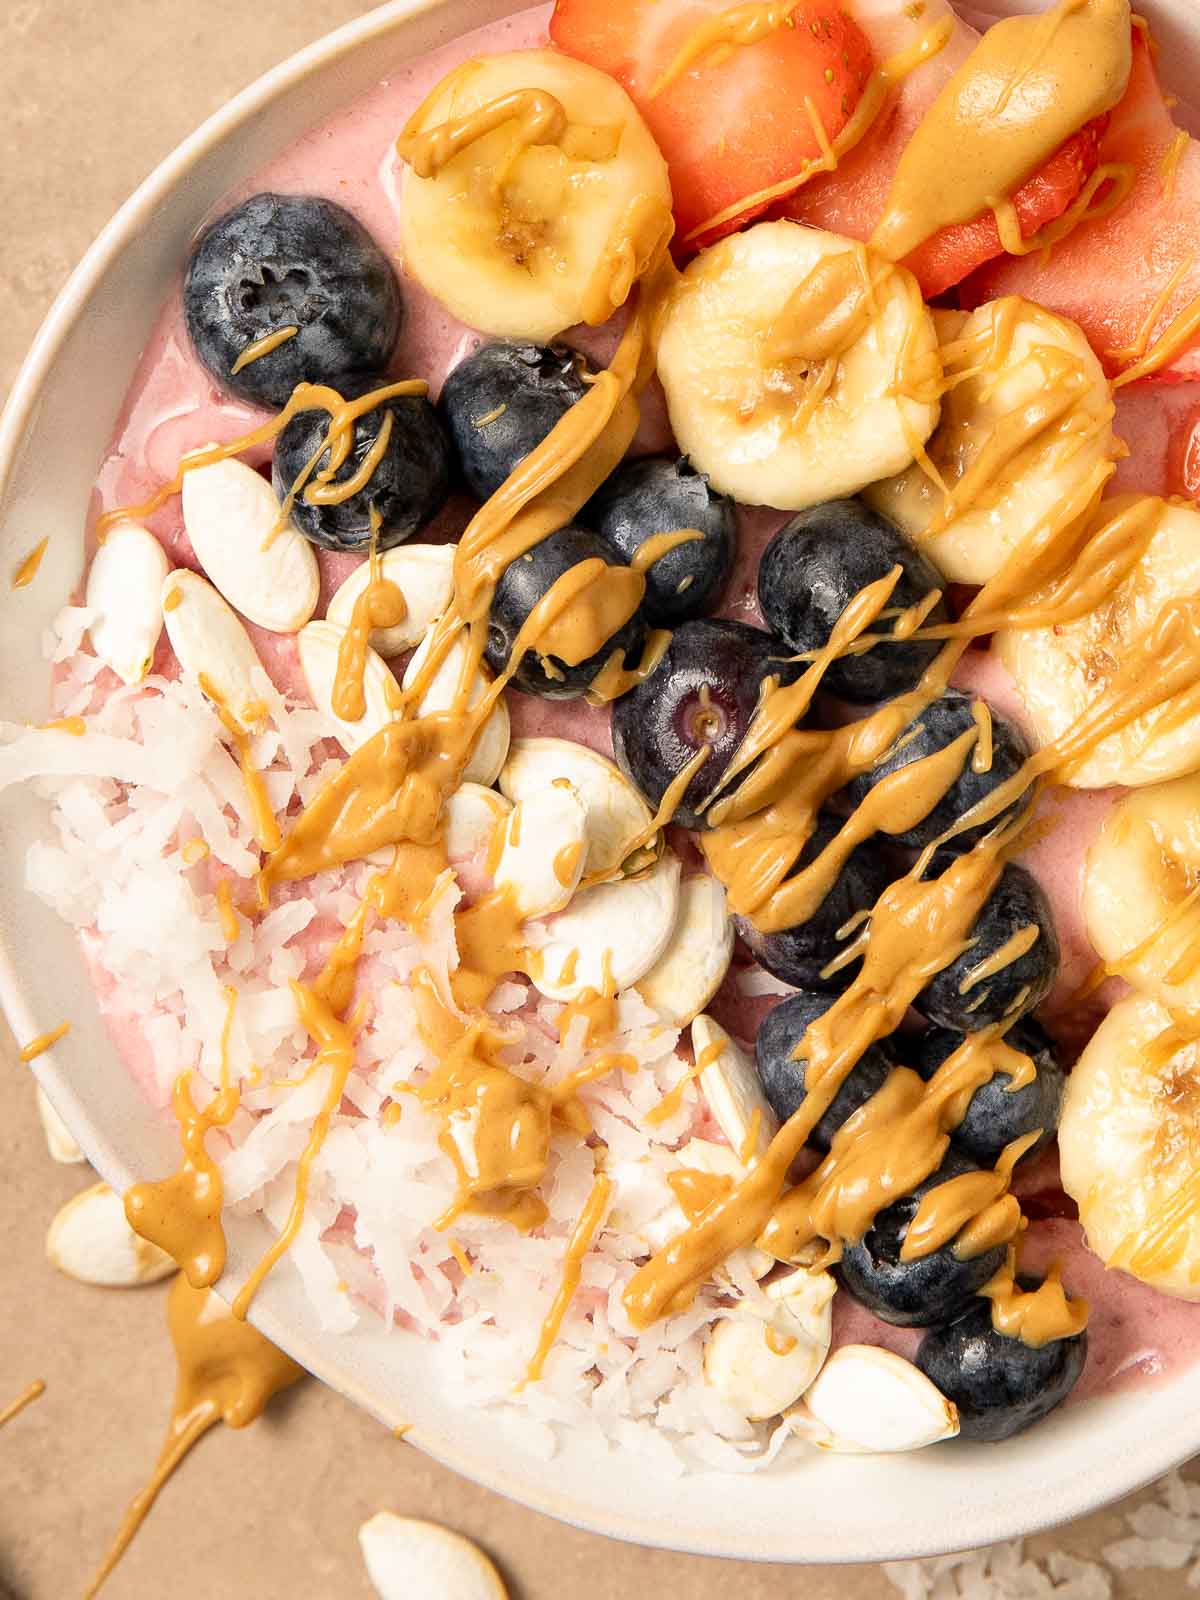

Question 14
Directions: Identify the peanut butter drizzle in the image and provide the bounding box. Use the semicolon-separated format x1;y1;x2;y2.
332;534;407;723
198;674;282;854
41;715;87;735
629;528;704;574
521;1166;611;1386
959;923;1039;994
668;1168;733;1219
971;699;994;775
1108;253;1196;365
12;536;48;589
868;0;1132;263
683;16;955;244
18;1021;70;1061
215;879;239;945
0;1378;44;1429
1112;288;1200;388
554;839;585;886
229;324;298;375
646;1037;724;1126
649;0;808;99
586;626;673;705
83;1277;303;1600
981;1247;1089;1347
904;1129;1040;1262
1160;128;1189;200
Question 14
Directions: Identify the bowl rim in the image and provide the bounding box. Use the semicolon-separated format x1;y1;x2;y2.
2;0;1199;1569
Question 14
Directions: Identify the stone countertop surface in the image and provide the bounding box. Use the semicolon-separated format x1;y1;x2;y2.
0;1;1196;1596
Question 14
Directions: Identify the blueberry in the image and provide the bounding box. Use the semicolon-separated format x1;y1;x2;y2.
757;499;948;704
918;862;1059;1031
836;1151;1010;1327
737;814;896;992
906;1019;1065;1168
483;525;646;700
583;456;735;625
184;193;401;409
611;619;799;829
439;342;590;500
271;373;451;552
916;1280;1088;1441
754;988;895;1149
844;690;1031;851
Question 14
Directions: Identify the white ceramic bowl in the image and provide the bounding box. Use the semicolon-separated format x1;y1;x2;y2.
2;0;1197;1565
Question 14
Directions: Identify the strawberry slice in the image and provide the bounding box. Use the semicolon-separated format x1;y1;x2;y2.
963;33;1200;383
548;0;874;249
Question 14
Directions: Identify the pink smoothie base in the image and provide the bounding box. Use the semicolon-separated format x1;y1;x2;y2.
76;0;1200;1418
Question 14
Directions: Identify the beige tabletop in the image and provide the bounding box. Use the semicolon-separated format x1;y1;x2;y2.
1;2;1197;1596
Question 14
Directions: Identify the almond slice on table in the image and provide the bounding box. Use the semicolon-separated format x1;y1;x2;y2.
793;1345;959;1453
499;737;655;880
36;1085;85;1166
326;544;455;657
85;521;169;685
493;783;589;918
693;1013;778;1160
635;875;734;1027
402;626;510;787
181;454;318;633
47;1182;176;1287
298;620;399;753
529;849;681;1001
359;1514;507;1600
161;569;270;729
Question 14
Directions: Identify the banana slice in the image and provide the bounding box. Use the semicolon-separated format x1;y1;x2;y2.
1059;992;1200;1300
996;499;1200;788
1083;775;1200;1014
655;221;940;510
869;298;1115;585
635;875;734;1027
529;849;681;1000
402;626;510;787
398;50;673;342
499;737;654;880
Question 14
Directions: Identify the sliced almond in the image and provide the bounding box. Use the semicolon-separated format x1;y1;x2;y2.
182;455;318;633
763;1264;837;1348
530;849;681;1001
86;522;169;685
444;783;511;865
704;1311;828;1422
298;620;399;753
402;627;510;786
494;783;588;918
499;737;654;879
327;544;455;656
359;1514;508;1600
606;1158;686;1254
693;1013;778;1160
162;569;269;728
36;1085;85;1166
796;1344;959;1453
636;875;734;1027
678;1138;773;1280
46;1181;176;1287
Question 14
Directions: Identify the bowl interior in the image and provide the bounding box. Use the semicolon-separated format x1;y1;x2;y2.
2;0;1198;1564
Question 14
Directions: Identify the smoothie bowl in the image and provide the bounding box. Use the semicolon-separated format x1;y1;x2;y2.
5;0;1200;1567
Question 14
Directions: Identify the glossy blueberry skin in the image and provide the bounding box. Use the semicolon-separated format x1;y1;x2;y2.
184;193;401;409
844;690;1031;851
483;525;646;700
440;342;589;500
757;500;948;704
611;618;799;829
918;862;1059;1031
917;1279;1088;1441
907;1019;1065;1168
755;988;896;1150
583;456;735;625
737;814;896;993
837;1151;1010;1327
272;373;451;552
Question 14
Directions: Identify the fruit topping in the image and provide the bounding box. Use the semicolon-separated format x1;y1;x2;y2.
584;455;735;625
754;987;895;1151
906;1020;1064;1170
843;690;1031;851
736;814;896;993
483;525;647;699
396;50;672;343
916;1276;1088;1441
611;617;798;829
917;862;1060;1032
836;1150;1010;1327
183;193;402;408
655;222;940;511
271;373;451;552
440;341;592;501
757;498;946;704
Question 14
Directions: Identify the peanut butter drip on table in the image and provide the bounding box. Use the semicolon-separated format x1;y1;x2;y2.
83;1278;303;1599
0;1378;45;1429
869;0;1132;263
